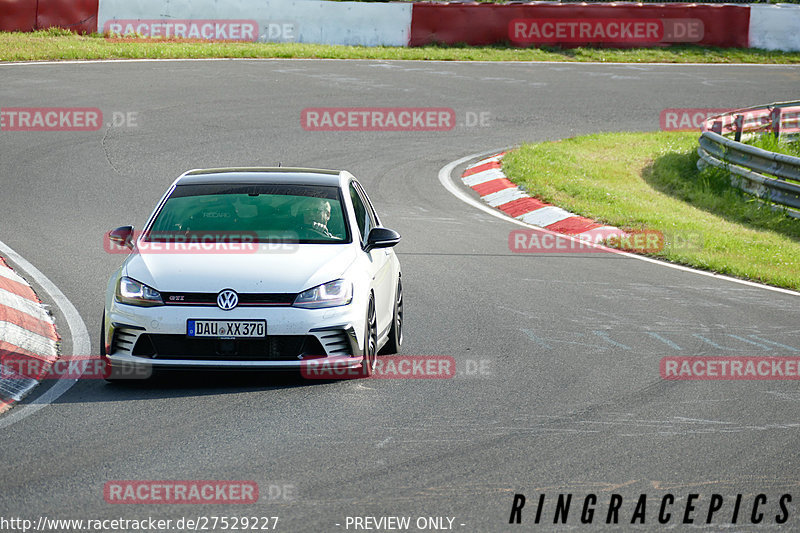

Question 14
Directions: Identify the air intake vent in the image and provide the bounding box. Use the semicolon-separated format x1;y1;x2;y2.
111;328;140;355
318;330;352;356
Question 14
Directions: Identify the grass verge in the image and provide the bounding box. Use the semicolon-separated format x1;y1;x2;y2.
502;131;800;290
2;31;800;63
745;134;800;159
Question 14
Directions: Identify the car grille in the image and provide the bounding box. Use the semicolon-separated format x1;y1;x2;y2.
161;292;297;306
131;334;326;361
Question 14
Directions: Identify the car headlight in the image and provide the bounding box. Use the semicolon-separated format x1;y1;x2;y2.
115;276;163;307
293;279;352;309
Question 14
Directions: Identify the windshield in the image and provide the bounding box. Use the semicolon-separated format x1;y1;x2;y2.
145;183;349;244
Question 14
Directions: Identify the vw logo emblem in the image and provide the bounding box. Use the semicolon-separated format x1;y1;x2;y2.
217;289;239;310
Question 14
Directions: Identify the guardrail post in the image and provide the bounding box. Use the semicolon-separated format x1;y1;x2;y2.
734;114;743;142
711;121;722;134
770;107;782;139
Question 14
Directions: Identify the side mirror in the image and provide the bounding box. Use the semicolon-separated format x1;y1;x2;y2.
108;226;135;250
365;227;401;252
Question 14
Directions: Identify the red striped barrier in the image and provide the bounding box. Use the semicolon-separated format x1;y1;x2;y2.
0;255;59;414
410;3;750;48
0;2;797;55
0;0;37;32
0;0;97;33
461;153;629;251
36;0;98;34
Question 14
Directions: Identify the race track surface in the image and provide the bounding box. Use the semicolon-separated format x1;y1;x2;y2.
1;60;800;531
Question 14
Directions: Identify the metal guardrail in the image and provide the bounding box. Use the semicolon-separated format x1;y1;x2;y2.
697;101;800;219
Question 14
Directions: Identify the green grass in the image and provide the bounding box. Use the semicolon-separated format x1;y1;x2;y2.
744;134;800;159
502;132;800;290
3;31;800;63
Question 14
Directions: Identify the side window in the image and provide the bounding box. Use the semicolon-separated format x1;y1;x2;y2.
355;182;381;228
349;183;371;243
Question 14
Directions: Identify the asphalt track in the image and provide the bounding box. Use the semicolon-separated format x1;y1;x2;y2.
1;59;800;531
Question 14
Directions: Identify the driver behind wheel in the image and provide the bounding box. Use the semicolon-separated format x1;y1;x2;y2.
301;197;333;238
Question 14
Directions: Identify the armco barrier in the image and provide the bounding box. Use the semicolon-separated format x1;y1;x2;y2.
698;102;800;219
410;3;750;48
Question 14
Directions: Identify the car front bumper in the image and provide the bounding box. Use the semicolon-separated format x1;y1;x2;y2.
104;300;365;371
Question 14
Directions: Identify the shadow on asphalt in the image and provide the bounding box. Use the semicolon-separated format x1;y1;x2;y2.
46;370;353;404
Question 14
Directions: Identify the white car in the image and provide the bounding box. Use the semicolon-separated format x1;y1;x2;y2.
101;167;403;378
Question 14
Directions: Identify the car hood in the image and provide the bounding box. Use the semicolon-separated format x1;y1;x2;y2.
123;244;358;294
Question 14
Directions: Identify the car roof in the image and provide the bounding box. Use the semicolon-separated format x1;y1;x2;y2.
175;167;346;187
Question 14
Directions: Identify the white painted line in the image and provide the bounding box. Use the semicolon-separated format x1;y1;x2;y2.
0;240;90;429
463;168;506;187
0;288;55;324
484;188;527;207
518;205;574;226
0;322;57;357
439;149;800;297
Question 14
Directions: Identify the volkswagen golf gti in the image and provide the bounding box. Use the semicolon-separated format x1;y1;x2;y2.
101;167;403;378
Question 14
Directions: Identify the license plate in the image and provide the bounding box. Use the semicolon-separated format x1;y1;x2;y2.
187;319;266;338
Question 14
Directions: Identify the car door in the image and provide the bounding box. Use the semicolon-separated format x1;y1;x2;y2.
349;181;394;336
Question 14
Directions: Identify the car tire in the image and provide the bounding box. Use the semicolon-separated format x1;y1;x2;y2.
361;295;378;377
382;278;403;355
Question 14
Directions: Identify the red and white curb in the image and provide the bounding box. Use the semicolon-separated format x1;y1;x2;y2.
462;153;626;241
0;256;59;414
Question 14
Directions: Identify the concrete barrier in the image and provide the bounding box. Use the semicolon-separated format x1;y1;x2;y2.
749;4;800;52
98;0;412;46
